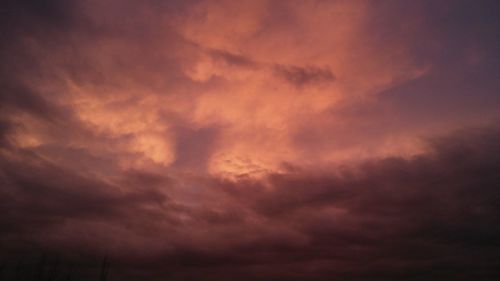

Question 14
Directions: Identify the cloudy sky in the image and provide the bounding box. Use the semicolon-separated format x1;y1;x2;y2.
1;0;499;280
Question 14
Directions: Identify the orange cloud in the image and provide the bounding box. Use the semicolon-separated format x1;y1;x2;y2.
2;0;430;178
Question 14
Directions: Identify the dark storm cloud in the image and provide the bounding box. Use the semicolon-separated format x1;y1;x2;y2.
0;1;73;124
1;126;493;280
0;119;14;148
0;81;65;123
1;122;499;281
191;126;499;280
1;116;499;281
0;0;89;139
0;151;168;237
1;0;75;36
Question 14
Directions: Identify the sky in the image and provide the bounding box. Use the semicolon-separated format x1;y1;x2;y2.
1;0;499;280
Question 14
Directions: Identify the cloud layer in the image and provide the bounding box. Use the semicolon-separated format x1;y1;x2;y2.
2;125;499;280
1;0;500;280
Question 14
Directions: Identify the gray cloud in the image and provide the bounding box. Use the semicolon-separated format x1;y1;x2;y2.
274;64;335;87
2;126;499;280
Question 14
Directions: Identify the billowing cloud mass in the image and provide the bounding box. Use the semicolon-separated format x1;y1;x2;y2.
1;0;499;280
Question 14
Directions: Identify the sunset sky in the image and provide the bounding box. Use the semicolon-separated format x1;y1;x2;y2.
1;0;499;280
